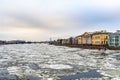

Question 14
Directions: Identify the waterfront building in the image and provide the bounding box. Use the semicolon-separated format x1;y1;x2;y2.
68;37;73;45
71;37;75;45
74;37;78;45
57;39;63;45
92;30;110;46
109;30;120;47
62;39;69;45
0;40;6;44
77;35;83;45
82;32;93;45
6;40;26;44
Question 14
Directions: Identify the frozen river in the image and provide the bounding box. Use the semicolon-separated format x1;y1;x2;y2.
0;43;120;80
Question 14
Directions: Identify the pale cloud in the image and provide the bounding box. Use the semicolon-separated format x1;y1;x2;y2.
0;0;120;41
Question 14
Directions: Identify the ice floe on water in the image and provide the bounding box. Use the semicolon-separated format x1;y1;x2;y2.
111;78;120;80
44;64;73;69
0;43;120;79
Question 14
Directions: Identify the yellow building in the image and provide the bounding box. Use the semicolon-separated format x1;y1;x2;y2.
82;32;93;45
77;35;83;44
92;32;109;45
77;32;93;45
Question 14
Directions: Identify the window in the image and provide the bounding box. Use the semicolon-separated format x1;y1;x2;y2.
101;41;104;44
115;36;119;39
110;43;115;46
106;41;108;44
115;43;119;46
106;36;108;39
115;39;119;42
95;41;100;44
95;36;100;39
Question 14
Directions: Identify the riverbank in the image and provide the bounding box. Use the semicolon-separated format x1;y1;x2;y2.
54;44;120;50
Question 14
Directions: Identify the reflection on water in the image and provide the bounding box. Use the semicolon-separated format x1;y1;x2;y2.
0;44;120;80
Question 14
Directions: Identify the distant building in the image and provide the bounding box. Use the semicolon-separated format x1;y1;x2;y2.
73;37;78;45
116;30;120;33
0;40;6;44
62;39;69;45
6;40;26;44
71;37;76;45
77;35;83;45
92;30;110;46
82;32;93;45
109;30;120;47
57;39;63;45
68;37;73;45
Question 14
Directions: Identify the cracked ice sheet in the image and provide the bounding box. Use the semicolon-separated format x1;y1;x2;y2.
0;44;120;79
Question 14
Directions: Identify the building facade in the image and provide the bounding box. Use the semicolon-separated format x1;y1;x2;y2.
77;35;83;45
92;31;109;46
109;31;120;47
68;37;73;45
74;37;78;45
62;39;69;45
72;37;76;45
57;39;63;45
0;40;6;44
82;32;92;45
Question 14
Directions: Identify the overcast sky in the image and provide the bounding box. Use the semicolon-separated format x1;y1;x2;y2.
0;0;120;41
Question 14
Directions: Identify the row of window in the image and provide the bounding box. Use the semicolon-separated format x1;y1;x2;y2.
78;36;108;40
92;41;108;44
92;36;108;39
110;43;119;46
110;39;119;42
110;36;119;38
